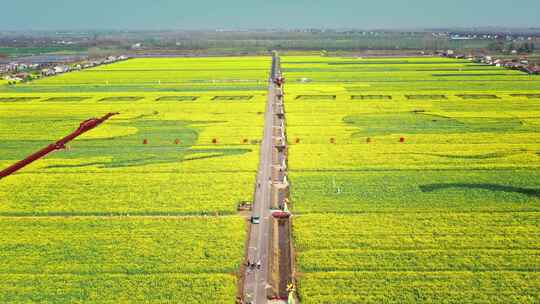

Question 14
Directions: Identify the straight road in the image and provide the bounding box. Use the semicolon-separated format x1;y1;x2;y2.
243;55;279;304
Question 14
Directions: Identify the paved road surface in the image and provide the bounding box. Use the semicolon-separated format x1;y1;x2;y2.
243;56;279;304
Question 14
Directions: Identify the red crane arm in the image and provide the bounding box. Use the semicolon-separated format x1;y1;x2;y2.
0;112;119;180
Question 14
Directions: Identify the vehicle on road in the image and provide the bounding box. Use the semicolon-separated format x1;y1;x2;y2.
271;210;291;219
250;216;261;224
237;201;253;211
271;202;292;219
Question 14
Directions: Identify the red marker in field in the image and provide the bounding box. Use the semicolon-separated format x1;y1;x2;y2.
143;139;148;145
399;137;405;143
174;139;181;145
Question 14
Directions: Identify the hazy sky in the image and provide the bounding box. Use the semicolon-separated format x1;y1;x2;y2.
2;0;540;30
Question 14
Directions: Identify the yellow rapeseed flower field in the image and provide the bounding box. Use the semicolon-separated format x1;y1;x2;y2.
284;56;540;304
0;57;270;303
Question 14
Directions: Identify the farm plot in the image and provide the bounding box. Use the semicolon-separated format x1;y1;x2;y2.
4;57;270;93
283;56;540;303
0;57;270;303
0;217;243;303
0;96;41;102
156;96;199;101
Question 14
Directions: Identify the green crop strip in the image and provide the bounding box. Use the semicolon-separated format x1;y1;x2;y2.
343;112;530;136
